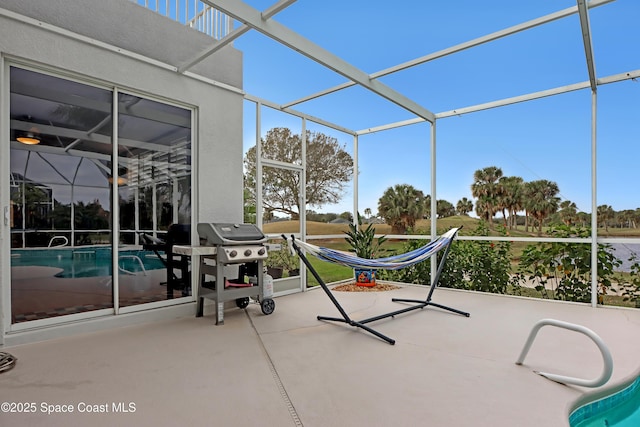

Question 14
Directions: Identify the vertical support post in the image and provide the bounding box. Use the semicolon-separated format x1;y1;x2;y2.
172;177;179;223
300;119;307;291
0;57;7;341
353;134;359;225
300;118;306;238
256;101;263;230
430;121;438;285
590;90;598;307
112;90;120;314
134;177;139;240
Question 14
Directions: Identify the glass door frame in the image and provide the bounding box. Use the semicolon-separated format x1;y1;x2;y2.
255;107;307;296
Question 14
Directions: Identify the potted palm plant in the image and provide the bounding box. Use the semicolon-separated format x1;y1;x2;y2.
344;214;387;287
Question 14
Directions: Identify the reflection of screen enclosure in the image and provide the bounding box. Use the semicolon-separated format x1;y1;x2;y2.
10;67;191;247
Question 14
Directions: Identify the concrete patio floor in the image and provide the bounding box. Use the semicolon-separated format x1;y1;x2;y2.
2;285;640;426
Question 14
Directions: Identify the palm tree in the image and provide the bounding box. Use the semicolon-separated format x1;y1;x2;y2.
617;209;634;228
523;180;560;236
576;211;590;228
364;207;372;219
423;194;432;219
498;176;524;229
475;198;490;222
377;184;425;234
597;205;614;231
436;199;456;218
456;197;473;216
558;200;578;226
630;209;640;229
471;166;504;229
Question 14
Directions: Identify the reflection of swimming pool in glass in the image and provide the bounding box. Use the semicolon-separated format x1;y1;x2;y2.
570;375;640;427
11;247;165;278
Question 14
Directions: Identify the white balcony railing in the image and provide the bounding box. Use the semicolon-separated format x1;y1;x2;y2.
130;0;232;39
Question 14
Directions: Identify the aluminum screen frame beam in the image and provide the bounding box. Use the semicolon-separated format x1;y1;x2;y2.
577;0;598;91
244;93;357;136
283;0;614;110
202;0;436;123
355;68;640;135
177;0;297;73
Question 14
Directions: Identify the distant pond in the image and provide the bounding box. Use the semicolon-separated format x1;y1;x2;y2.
610;243;640;273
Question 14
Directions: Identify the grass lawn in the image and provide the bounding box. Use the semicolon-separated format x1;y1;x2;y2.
304;257;353;287
264;216;640;238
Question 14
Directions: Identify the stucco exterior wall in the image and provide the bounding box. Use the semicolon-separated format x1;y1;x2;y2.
0;0;242;86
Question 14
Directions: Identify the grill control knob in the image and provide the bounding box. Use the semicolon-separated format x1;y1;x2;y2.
229;250;237;258
244;249;252;257
258;248;266;256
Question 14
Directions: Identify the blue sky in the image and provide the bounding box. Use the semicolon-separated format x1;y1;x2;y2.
236;0;640;216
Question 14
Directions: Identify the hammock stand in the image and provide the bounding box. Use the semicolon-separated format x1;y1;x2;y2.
286;227;470;345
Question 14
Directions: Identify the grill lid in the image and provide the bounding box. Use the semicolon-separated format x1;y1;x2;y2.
197;223;267;246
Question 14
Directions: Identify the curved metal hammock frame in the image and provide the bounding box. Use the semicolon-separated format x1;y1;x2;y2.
287;227;459;270
285;227;470;345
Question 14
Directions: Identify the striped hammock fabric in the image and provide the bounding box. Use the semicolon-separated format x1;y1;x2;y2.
287;227;460;270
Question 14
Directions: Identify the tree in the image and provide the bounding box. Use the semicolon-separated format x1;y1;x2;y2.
471;166;504;229
339;211;354;222
619;209;639;228
498;176;524;229
597;204;614;231
523;180;560;236
377;184;425;234
243;188;256;224
456;197;473;216
306;210;338;223
244;127;353;219
475;198;490;222
576;211;590;228
423;194;432;219
14;182;53;229
436;199;456;218
558;200;578;226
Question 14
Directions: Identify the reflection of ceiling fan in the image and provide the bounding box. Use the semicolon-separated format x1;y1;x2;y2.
108;166;128;185
91;160;128;186
16;116;41;145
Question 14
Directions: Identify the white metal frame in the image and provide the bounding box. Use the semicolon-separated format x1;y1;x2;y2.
253;101;308;295
216;0;639;308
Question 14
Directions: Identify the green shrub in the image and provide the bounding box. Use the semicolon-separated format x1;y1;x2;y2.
620;254;640;307
380;223;513;294
512;225;621;303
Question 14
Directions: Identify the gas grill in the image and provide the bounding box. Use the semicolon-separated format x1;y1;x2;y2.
194;223;274;324
198;222;269;263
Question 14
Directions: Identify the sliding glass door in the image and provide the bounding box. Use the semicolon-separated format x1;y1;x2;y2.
8;66;192;325
116;93;192;307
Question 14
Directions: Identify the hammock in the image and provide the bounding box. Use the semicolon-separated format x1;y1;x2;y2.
288;228;459;270
284;227;470;345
